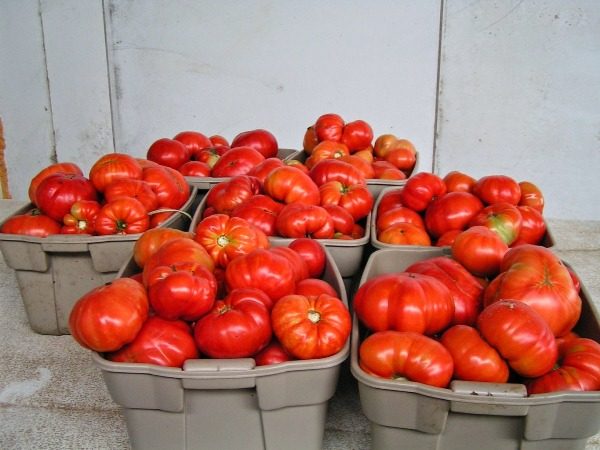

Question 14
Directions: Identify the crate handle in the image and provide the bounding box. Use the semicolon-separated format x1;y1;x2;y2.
183;358;255;372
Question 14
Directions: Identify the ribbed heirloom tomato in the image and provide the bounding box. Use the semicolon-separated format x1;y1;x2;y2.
0;209;61;237
263;166;321;205
28;162;83;205
400;172;447;212
62;200;101;234
211;146;266;178
288;237;326;278
35;173;98;222
206;175;262;215
133;228;192;268
276;203;335;239
230;195;284;237
230;129;279;159
94;197;150;235
89;153;143;193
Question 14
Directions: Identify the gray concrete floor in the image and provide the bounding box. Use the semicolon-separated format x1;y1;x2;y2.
0;199;599;449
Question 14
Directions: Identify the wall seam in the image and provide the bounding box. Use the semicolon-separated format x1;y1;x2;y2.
431;0;446;174
101;0;117;153
38;0;57;163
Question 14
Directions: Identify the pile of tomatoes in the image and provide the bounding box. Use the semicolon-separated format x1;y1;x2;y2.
68;226;351;368
0;153;191;237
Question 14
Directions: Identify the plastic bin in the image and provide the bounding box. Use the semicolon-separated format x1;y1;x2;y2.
0;188;201;335
371;186;556;251
184;148;300;190
351;247;600;450
92;242;349;450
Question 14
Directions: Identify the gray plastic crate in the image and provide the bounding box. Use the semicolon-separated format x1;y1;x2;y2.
0;188;201;335
351;248;600;450
92;243;349;450
371;186;556;251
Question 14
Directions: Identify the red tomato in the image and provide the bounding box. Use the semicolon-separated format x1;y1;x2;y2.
205;175;262;215
376;206;425;233
230;129;279;159
323;204;355;236
211;146;266;177
518;181;545;213
94;197;150;235
285;159;310;174
276;203;335;239
1;209;61;237
146;138;190;169
35;173;98;222
295;278;338;298
527;338;600;394
382;148;416;172
178;160;211;177
89;153;143;193
440;325;509;383
272;293;351;359
359;330;453;388
302;125;319;154
354;272;454;335
68;278;149;352
451;226;508;278
62;200;101;234
192;145;228;169
511;205;546;246
341;119;374;152
254;339;294;365
305;140;350;169
107;316;198;368
209;135;229;147
263;166;321;205
230;194;284;236
173;130;212;157
436;229;462;247
104;178;159;213
477;299;558;378
376;188;404;213
314;113;345;142
141;165;189;209
309;158;366;186
288;237;327;278
400;172;447;212
28;162;83;205
133;228;192;268
405;256;484;326
194;288;272;358
443;170;476;193
377;223;432;246
424;191;484;239
473;175;521;205
338;154;375;179
194;214;270;268
246;157;284;184
268;246;310;283
373;134;416;159
319;181;373;221
468;202;523;245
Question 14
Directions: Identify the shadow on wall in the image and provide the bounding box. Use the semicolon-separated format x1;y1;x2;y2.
0;119;12;199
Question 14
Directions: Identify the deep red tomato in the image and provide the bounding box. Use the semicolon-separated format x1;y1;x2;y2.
284;159;310;174
62;200;102;234
483;245;581;337
0;209;61;237
230;129;279;159
288;237;326;278
451;226;508;277
107;316;198;368
35;172;98;222
263;166;321;206
146;138;190;169
89;153;143;193
173;130;212;157
133;228;192;268
424;191;484;239
272;293;351;359
468;202;523;245
371;161;407;180
28;162;83;205
194;214;270;268
527;338;600;394
319;181;373;221
477;299;558;378
440;325;509;383
382;148;416;172
435;229;462;247
275;203;335;239
377;223;432;246
376;206;425;233
314;113;345;142
400;172;447;212
210;146;266;177
303;125;319;154
254;339;294;365
246;157;284;184
341;119;373;152
194;288;272;358
305;140;351;169
323;204;355;236
192;145;228;168
443;170;476;193
230;194;284;236
309;158;366;186
373;134;416;159
141;165;189;209
376;188;404;213
94;197;150;235
103;178;159;213
294;278;338;298
473;175;521;205
268;246;310;283
205;175;262;215
511;205;546;246
178;160;211;177
405;256;484;326
68;278;149;352
518;181;544;213
209;135;229;147
354;272;454;335
359;330;453;388
338;155;375;179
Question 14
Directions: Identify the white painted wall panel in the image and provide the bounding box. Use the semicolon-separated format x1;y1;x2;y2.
437;0;600;220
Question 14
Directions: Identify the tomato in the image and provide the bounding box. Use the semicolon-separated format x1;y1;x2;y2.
373;134;416;159
341;119;373;152
314;113;345;142
194;214;270;268
68;278;149;352
400;172;447;212
173;130;212;157
225;248;296;303
405;256;484;326
1;209;61;237
483;245;581;337
338;154;375;179
305;140;351;170
527;338;600;394
451;226;508;277
473;175;521;205
28;162;83;205
94;197;150;235
518;181;544;213
148;263;217;321
377;188;404;213
359;330;453;388
354;272;454;335
209;135;229;147
133;228;192;268
230;129;279;159
62;200;101;234
194;288;272;358
141;165;189;209
272;293;351;359
382;148;416;172
246;157;284;184
107;316;198;368
146;138;190;169
377;223;432;246
511;205;546;246
104;178;159;213
89;153;143;193
288;237;326;278
254;339;294;365
206;175;262;215
276;203;335;239
323;204;355;236
285;159;310;174
319;181;373;221
443;170;476;193
440;325;509;383
230;194;284;236
35;173;98;222
309;158;366;187
178;160;211;177
192;145;228;168
376;206;425;233
477;300;558;378
210;146;266;177
424;191;484;238
295;278;338;298
435;229;462;247
371;161;407;180
263;166;320;205
468;202;523;245
302;125;319;154
268;246;310;283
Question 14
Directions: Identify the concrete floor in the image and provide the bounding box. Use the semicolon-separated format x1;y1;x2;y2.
0;199;599;449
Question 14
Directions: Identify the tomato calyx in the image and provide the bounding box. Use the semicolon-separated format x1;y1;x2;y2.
216;235;230;248
308;309;321;324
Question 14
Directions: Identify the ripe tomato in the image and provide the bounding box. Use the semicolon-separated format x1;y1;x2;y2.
230;129;279;159
141;165;190;209
35;173;98;222
376;206;425;233
173;130;212;157
68;278;149;352
436;229;462;247
178;160;211;177
319;181;373;221
268;246;310;283
354;272;454;335
341;119;373;152
377;223;432;246
511;205;546;246
254;339;294;365
359;330;453;388
477;300;558;378
28;162;83;205
133;228;192;268
89;153;143;193
211;146;266;177
468;202;523;245
443;170;476;193
107;316;198;368
288;237;326;278
451;226;508;277
263;166;321;205
314;113;345;142
305;140;351;169
518;181;544;213
303;125;319;154
206;175;262;215
275;203;335;239
400;172;447;212
376;188;404;213
194;288;272;358
382;147;416;172
440;325;509;383
373;134;416;159
424;191;484;239
338;155;375;179
246;157;284;184
62;200;102;234
230;194;284;236
192;145;228;169
309;158;366;187
103;178;159;213
1;209;61;237
94;197;150;235
473;175;521;205
146;138;190;169
295;278;338;298
272;293;351;359
371;161;407;180
323;204;355;235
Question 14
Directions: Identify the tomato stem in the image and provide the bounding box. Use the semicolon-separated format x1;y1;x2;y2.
308;309;321;324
